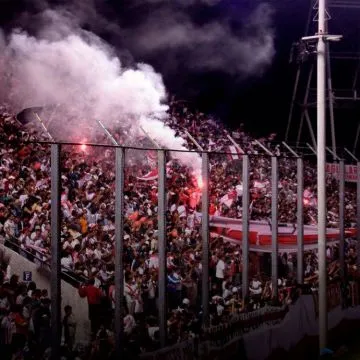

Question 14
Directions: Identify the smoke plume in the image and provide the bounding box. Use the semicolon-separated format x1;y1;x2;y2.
124;2;275;76
0;11;201;169
0;0;276;170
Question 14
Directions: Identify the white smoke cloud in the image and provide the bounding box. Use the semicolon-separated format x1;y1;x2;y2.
0;12;201;170
124;2;275;76
139;117;202;171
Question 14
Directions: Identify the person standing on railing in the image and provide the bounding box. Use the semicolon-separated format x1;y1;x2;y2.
78;278;104;337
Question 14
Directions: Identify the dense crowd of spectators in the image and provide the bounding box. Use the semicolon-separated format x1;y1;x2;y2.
0;99;358;358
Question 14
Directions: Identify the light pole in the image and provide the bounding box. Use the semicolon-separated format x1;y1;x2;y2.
301;1;342;352
317;0;327;351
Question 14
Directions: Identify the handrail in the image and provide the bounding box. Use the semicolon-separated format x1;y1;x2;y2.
4;237;88;287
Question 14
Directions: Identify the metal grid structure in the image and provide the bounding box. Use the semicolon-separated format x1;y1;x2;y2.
285;0;360;157
43;140;360;360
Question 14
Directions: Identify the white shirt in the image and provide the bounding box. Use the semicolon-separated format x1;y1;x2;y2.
148;255;159;269
216;259;225;279
177;205;186;218
61;256;73;269
250;280;262;295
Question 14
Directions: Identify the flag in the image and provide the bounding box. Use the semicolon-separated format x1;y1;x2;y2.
136;161;173;181
146;150;157;167
220;189;237;208
137;168;158;181
227;145;242;161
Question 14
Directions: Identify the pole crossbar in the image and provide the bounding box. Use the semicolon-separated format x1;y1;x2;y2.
254;140;274;156
282;141;300;157
34;112;55;142
96;119;119;146
326;146;341;161
227;134;245;154
185;130;204;151
306;143;317;155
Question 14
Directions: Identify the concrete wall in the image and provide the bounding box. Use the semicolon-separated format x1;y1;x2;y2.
0;244;90;344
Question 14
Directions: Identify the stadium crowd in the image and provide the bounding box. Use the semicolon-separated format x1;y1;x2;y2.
0;100;358;359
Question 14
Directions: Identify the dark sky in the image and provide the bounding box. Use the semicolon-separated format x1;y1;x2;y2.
0;0;359;150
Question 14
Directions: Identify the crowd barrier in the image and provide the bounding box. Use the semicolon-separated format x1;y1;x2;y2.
139;339;195;360
203;304;289;347
4;237;87;287
139;284;360;360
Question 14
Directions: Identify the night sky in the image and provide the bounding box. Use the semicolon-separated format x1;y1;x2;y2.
0;0;359;150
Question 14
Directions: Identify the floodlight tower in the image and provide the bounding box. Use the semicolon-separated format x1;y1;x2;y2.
285;0;360;157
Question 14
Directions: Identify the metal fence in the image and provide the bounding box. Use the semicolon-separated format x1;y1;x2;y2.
2;140;359;359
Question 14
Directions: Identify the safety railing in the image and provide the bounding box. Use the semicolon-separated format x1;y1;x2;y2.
3;237;87;287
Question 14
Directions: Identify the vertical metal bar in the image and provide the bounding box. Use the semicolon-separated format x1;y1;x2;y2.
326;42;337;160
357;162;360;269
339;159;345;278
201;152;210;326
157;150;167;347
317;0;328;351
286;67;301;141
354;123;360;154
297;157;304;284
242;155;250;298
351;60;360;92
271;156;279;298
305;109;317;151
51;144;61;360
296;112;305;147
115;147;125;358
301;65;316;148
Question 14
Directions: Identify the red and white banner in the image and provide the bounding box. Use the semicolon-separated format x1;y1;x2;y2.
326;163;358;183
227;145;242;161
146;150;157;167
137;168;158;181
220;189;238;207
137;161;173;181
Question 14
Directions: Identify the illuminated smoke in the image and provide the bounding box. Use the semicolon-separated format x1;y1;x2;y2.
0;11;201;170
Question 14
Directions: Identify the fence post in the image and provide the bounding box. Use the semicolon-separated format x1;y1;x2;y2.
242;155;250;298
297;157;304;284
339;159;345;278
115;147;125;358
357;162;360;269
202;152;210;327
271;156;279;298
51;143;61;360
158;150;167;347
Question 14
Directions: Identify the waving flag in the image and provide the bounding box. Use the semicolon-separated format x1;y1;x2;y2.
137;161;173;181
146;150;157;167
227;145;243;161
220;189;238;207
137;168;158;181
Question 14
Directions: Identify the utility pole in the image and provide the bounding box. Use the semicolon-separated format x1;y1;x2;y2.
317;0;327;351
